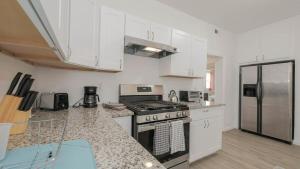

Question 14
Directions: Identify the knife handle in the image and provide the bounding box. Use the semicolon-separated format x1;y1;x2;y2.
7;72;23;95
18;92;32;111
15;74;32;96
18;79;34;97
24;91;39;111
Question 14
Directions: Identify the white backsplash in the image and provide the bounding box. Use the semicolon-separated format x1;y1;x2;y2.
34;55;205;105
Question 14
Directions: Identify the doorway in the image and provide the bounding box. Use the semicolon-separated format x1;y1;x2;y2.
205;55;223;103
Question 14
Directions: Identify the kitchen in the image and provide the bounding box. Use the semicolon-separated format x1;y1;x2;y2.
0;0;300;169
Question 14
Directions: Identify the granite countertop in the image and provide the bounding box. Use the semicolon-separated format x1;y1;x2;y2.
181;101;225;110
8;106;165;169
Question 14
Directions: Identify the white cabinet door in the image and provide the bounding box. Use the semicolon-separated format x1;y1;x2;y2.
98;6;125;71
114;116;132;136
260;19;295;61
125;15;150;40
189;107;223;163
205;116;222;154
190;119;207;162
32;0;70;59
190;37;207;78
171;30;191;76
237;29;261;64
68;0;98;67
150;23;172;45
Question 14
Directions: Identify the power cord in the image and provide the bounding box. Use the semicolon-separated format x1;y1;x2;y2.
72;97;84;108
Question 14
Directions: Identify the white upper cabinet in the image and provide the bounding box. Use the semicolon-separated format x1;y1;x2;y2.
125;15;150;41
160;29;207;78
237;18;295;64
30;0;70;59
150;23;172;45
125;15;172;45
98;6;125;71
190;37;207;78
170;30;191;76
237;29;261;64
260;19;295;60
68;0;98;67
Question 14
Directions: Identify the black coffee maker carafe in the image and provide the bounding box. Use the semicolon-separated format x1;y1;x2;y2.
83;86;100;108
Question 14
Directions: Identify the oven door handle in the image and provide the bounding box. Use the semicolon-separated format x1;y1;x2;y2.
137;118;192;133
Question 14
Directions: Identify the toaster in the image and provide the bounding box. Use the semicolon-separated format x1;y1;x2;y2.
40;93;69;111
179;91;202;102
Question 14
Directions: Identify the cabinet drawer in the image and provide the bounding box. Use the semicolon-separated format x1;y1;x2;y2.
190;107;223;121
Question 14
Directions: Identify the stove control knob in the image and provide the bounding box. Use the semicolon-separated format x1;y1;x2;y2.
177;112;182;117
165;114;170;119
182;111;187;116
153;115;158;120
146;116;151;121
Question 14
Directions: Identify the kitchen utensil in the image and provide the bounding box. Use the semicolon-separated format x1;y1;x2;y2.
0;72;23;122
0;123;12;160
18;92;31;111
168;90;178;103
18;78;34;97
23;91;38;111
6;72;22;95
15;74;31;96
0;78;34;122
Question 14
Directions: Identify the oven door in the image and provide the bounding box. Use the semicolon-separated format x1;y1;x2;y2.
136;118;191;168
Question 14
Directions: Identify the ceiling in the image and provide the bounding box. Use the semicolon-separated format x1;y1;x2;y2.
157;0;300;33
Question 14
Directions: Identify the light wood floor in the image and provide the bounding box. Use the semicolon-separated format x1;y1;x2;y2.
190;129;300;169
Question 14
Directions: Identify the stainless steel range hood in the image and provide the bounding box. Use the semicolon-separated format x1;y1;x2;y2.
124;36;177;58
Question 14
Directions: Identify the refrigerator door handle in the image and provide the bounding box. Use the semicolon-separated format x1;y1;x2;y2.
256;81;261;102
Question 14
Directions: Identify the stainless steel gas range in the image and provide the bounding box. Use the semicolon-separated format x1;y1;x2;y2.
119;84;190;169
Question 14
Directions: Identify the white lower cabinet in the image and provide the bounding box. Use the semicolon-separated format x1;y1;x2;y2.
113;116;132;136
189;107;224;163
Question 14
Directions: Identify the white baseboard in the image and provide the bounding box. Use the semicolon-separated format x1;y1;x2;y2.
293;140;300;146
223;126;235;132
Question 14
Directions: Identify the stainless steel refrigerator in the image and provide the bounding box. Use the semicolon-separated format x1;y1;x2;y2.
239;60;294;143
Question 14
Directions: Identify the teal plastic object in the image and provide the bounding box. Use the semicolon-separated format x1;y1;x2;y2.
0;139;97;169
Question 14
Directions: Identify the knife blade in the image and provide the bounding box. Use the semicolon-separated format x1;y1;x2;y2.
18;78;34;97
18;92;32;111
15;74;32;96
7;72;23;95
23;91;39;111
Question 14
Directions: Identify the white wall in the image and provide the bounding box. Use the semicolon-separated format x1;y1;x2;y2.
34;55;205;104
235;15;300;145
0;52;34;100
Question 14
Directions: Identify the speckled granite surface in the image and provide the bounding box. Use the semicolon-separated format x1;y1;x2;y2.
8;106;165;169
105;107;134;118
181;101;225;110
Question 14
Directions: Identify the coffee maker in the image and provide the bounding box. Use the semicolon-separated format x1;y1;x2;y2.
83;86;100;108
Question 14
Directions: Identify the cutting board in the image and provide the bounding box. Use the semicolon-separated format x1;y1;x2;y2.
0;139;97;169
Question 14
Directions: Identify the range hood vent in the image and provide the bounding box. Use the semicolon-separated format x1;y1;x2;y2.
124;36;177;58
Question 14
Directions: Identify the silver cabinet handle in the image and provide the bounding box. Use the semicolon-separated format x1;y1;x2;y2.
120;59;122;70
152;32;154;41
204;120;207;128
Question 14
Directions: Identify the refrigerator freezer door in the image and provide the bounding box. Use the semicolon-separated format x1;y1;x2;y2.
261;62;293;142
240;66;258;133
